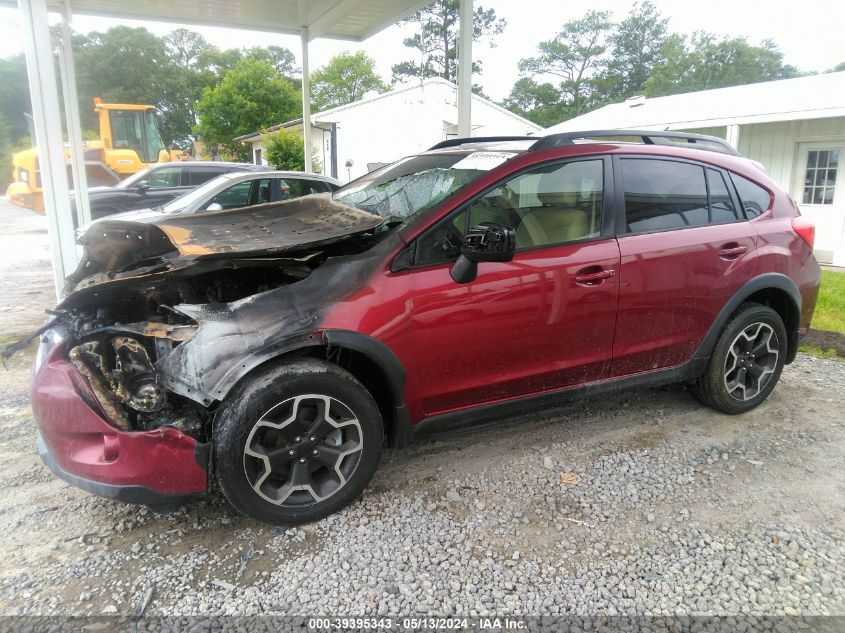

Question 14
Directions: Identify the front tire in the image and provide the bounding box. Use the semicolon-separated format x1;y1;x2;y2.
214;359;383;525
695;303;787;414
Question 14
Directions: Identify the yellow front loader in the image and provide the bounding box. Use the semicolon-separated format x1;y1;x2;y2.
6;99;186;213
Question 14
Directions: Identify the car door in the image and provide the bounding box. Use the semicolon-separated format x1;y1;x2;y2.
408;157;621;416
610;157;758;376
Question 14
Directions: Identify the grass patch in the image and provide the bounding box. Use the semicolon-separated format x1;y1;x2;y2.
799;344;844;361
812;269;845;333
0;332;35;351
0;333;36;368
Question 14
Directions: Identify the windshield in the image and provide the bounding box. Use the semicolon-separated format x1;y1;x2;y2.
143;110;167;162
160;173;236;212
109;110;167;163
332;151;516;224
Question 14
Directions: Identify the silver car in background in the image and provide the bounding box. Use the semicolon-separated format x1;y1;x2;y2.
77;170;342;235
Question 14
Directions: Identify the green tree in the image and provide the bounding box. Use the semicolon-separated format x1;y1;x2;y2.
160;29;216;146
501;78;566;127
0;55;32;143
311;52;388;111
517;10;613;118
0;111;14;188
644;33;800;96
599;1;669;100
72;27;171;134
195;59;301;161
197;46;299;86
392;0;505;83
246;46;298;79
263;128;308;171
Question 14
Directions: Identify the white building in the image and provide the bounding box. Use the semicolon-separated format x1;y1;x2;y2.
546;72;845;266
237;78;542;183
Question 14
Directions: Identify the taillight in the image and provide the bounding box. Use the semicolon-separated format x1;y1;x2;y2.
791;216;815;249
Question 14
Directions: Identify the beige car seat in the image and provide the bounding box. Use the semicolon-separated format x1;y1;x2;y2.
515;188;589;247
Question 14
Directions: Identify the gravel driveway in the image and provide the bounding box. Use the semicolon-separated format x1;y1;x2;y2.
0;200;843;619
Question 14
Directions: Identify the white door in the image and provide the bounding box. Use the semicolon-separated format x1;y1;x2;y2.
792;142;845;265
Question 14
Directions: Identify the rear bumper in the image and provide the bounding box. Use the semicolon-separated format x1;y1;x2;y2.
31;343;209;507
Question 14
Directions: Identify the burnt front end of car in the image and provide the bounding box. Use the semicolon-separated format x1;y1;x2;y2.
31;324;210;507
23;196;391;508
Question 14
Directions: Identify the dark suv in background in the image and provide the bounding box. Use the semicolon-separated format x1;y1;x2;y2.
25;130;820;525
74;161;268;219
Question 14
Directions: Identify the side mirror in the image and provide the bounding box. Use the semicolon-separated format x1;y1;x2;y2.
205;202;223;212
135;180;150;193
450;222;516;284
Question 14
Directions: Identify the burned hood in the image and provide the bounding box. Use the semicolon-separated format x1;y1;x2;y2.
67;194;385;295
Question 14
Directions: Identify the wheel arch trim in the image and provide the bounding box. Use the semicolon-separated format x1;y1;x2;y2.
693;273;801;362
209;329;413;448
322;330;413;447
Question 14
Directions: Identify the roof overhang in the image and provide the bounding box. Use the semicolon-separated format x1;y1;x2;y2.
625;108;845;131
0;0;431;40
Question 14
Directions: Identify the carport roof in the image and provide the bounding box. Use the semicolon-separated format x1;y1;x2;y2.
0;0;431;40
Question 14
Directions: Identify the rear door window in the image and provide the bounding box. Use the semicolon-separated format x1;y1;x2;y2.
621;159;741;233
208;178;274;209
281;178;332;198
189;168;225;186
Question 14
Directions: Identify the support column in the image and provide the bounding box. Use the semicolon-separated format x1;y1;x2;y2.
726;124;740;150
457;0;473;137
20;0;77;298
300;28;312;171
59;0;91;228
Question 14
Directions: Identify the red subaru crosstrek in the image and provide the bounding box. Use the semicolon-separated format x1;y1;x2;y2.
16;131;820;525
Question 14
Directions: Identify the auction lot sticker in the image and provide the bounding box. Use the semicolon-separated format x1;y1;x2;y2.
451;152;516;171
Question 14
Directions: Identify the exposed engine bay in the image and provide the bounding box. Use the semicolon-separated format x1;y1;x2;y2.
9;195;396;442
57;255;322;439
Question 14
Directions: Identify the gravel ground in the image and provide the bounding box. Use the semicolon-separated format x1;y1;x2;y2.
0;200;843;618
0;200;54;338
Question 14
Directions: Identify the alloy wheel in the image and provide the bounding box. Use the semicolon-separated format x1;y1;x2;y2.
723;322;779;402
243;394;364;506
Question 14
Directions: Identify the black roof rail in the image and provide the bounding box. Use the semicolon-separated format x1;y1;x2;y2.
530;129;740;156
428;135;538;151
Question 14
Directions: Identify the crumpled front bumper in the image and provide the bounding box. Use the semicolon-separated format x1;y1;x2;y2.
31;342;209;508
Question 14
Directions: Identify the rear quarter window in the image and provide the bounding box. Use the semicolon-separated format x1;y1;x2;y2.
729;173;772;219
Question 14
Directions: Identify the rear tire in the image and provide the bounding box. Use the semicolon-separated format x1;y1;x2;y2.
214;359;383;525
695;303;787;414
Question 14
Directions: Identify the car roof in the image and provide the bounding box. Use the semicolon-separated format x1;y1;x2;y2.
209;169;341;185
147;161;268;171
424;130;741;159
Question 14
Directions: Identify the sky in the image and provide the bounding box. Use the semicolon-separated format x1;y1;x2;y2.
0;0;842;102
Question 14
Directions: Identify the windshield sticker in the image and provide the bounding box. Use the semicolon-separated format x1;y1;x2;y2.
451;152;515;171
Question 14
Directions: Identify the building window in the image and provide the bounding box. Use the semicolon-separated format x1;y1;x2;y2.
803;149;839;205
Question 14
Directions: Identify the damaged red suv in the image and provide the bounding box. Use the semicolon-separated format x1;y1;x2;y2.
17;131;820;525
